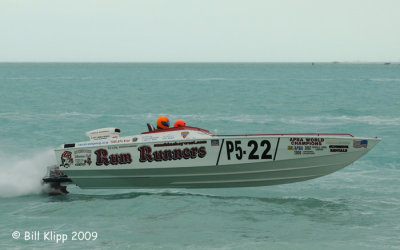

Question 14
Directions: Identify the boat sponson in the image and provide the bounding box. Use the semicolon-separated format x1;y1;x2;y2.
62;150;366;189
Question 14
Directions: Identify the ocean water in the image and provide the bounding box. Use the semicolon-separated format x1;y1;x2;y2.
0;63;399;249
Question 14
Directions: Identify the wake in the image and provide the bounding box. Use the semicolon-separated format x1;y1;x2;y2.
0;149;55;197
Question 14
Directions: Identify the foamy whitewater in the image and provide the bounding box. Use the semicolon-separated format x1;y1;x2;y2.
0;63;399;249
0;150;54;197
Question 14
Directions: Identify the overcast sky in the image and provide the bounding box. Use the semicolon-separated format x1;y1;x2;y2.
0;0;399;62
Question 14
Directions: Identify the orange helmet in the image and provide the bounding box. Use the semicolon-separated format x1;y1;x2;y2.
174;120;186;127
157;116;170;129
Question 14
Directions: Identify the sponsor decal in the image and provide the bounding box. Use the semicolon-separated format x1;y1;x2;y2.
293;145;314;155
155;142;184;147
183;141;206;145
74;149;92;166
90;135;110;141
312;145;327;151
142;135;159;142
94;149;132;166
138;145;207;163
110;139;131;144
295;146;303;150
181;131;189;139
290;138;324;146
353;140;368;148
289;145;326;155
211;139;220;146
325;139;350;145
119;145;137;148
154;141;207;147
77;141;109;147
132;137;138;142
60;151;73;168
162;135;175;140
329;145;348;152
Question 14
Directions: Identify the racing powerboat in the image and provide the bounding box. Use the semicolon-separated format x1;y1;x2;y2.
43;125;380;194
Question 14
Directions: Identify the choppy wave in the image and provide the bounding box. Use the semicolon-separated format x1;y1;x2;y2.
159;114;400;126
1;112;399;126
151;77;400;83
371;78;400;82
150;78;338;82
0;150;55;197
278;115;400;126
3;76;103;80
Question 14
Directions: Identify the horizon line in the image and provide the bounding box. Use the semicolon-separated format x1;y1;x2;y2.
0;61;398;64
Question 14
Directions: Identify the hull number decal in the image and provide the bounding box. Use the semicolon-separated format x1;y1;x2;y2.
226;140;273;161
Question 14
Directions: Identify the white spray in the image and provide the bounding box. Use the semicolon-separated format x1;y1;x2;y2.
0;149;56;197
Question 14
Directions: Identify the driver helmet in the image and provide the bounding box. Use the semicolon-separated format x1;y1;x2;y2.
174;120;186;127
157;116;170;129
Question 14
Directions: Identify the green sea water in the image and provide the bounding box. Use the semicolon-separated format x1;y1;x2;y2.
0;63;399;249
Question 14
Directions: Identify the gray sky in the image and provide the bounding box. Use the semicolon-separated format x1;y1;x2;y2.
1;0;399;62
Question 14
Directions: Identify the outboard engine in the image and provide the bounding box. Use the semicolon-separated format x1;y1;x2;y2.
42;165;73;195
86;128;121;141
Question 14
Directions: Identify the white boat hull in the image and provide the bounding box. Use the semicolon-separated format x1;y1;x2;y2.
53;129;380;189
67;153;365;189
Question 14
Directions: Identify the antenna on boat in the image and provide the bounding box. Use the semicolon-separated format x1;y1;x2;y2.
213;129;218;135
